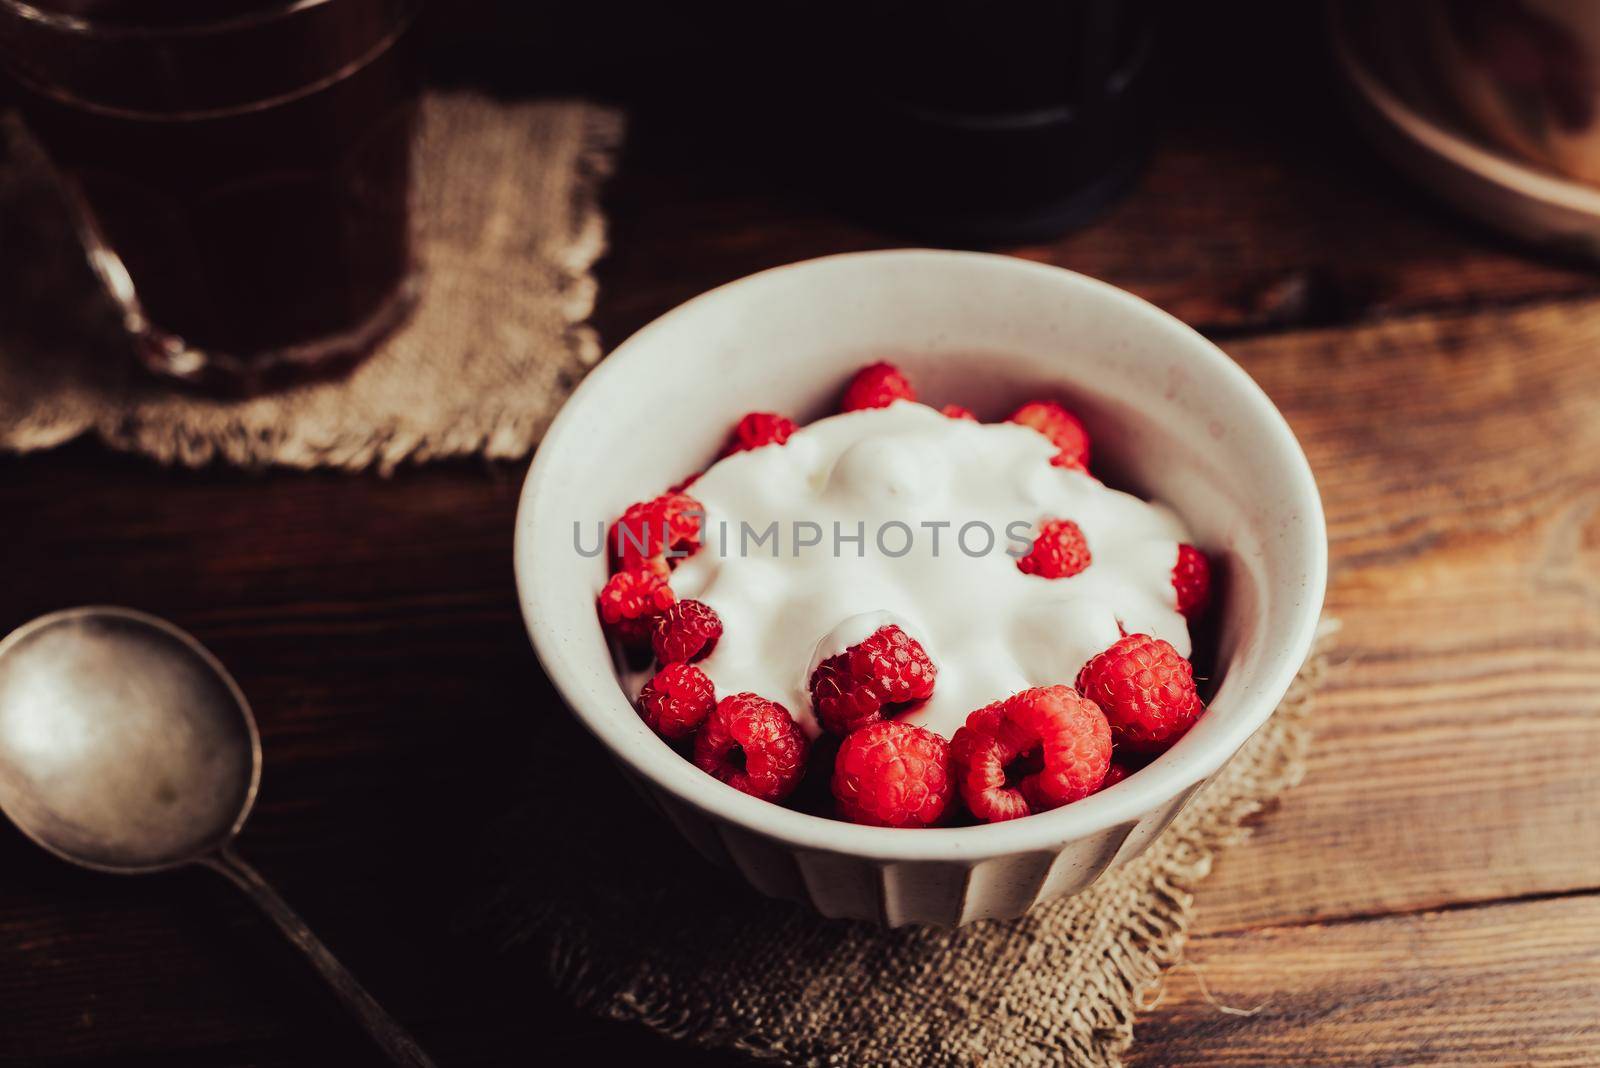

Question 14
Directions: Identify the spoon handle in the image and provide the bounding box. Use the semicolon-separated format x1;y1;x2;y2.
204;847;438;1068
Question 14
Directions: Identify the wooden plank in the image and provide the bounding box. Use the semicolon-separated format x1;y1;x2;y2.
1194;300;1600;933
591;55;1600;353
7;6;1600;1050
1133;895;1600;1066
3;299;1598;977
427;0;1594;355
3;298;1597;1063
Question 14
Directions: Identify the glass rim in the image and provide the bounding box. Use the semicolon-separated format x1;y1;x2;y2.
0;0;412;39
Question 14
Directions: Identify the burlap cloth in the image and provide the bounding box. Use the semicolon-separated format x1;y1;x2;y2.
0;92;621;471
480;625;1338;1067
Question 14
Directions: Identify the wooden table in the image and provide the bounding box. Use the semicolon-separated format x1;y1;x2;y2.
5;10;1600;1066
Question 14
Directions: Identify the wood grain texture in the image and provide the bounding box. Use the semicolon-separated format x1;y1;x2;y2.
1133;895;1600;1067
0;451;721;1068
588;5;1600;351
5;3;1600;1064
6;295;1599;1066
1190;300;1600;935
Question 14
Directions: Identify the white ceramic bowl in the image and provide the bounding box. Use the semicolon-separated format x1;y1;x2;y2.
515;250;1326;927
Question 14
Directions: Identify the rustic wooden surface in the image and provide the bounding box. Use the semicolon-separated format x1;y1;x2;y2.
6;7;1600;1066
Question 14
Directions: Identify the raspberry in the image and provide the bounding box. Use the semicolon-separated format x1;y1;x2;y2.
721;412;798;456
941;404;977;421
638;663;716;741
651;599;723;664
1173;543;1211;620
693;693;808;803
1099;761;1131;790
597;568;674;645
808;624;937;736
608;492;703;572
841;361;916;412
949;686;1111;823
1009;400;1091;470
1017;518;1092;579
831;721;953;828
1076;633;1204;754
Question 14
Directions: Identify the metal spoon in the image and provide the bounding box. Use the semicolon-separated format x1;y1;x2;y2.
0;607;436;1067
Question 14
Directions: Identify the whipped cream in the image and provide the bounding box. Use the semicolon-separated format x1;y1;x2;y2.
664;402;1192;739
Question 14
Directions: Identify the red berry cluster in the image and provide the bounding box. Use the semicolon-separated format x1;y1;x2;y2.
595;360;1217;827
596;399;810;803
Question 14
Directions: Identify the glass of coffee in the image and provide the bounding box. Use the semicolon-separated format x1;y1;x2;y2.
0;0;423;391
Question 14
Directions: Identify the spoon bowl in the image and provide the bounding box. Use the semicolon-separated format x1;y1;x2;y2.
0;606;433;1067
0;607;258;873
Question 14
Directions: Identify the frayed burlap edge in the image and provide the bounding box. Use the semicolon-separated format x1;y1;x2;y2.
516;622;1338;1068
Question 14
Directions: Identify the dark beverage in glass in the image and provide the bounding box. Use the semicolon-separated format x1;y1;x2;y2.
797;0;1161;243
0;0;423;390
